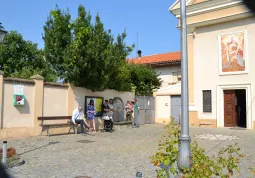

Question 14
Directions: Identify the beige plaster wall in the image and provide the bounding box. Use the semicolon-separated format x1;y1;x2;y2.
72;87;133;130
153;65;181;88
155;95;170;123
72;87;133;111
43;86;68;116
42;86;68;125
154;83;181;124
187;4;249;25
0;79;133;138
2;83;35;128
193;17;255;125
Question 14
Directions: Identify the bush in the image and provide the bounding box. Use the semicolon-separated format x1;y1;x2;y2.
249;167;255;176
150;118;243;178
0;147;16;159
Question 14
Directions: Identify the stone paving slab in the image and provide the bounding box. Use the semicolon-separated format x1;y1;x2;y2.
2;125;255;178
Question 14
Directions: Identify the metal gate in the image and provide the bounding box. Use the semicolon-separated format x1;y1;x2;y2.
112;97;125;122
171;95;181;124
136;96;155;125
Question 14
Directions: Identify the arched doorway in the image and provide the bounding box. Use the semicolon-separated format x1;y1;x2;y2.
112;97;125;122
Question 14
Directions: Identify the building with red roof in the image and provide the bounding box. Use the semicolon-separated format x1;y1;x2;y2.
128;51;181;87
129;51;182;124
128;51;181;66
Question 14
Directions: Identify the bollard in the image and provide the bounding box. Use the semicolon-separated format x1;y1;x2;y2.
2;141;7;165
136;172;142;178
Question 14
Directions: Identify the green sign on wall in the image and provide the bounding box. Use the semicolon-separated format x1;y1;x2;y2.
13;95;25;106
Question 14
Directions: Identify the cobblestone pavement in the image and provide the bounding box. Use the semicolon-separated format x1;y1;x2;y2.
4;125;255;178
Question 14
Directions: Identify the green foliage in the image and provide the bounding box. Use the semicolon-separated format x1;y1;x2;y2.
128;63;162;96
150;119;243;178
43;5;72;78
105;32;135;92
249;167;255;176
43;5;161;93
183;143;243;178
0;155;21;168
65;11;113;91
0;31;57;81
150;118;180;177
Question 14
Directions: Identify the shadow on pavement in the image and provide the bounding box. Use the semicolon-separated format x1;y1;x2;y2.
18;141;60;156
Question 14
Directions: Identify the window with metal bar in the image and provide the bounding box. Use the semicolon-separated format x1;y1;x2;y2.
203;90;212;112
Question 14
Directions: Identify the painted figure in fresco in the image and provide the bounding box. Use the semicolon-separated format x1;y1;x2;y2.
236;46;244;66
223;35;244;70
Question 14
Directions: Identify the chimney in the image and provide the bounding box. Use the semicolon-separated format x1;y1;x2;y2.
137;50;142;58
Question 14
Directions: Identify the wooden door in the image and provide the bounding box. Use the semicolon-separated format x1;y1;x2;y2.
224;90;237;127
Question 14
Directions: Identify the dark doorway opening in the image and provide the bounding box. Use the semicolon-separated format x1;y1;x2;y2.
235;90;246;128
224;89;246;128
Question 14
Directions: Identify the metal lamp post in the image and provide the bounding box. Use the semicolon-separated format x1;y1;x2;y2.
178;0;191;170
0;23;7;42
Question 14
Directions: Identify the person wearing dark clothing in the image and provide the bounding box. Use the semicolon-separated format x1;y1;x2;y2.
102;100;114;131
0;164;10;178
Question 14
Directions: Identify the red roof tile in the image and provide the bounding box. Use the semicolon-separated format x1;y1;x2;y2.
127;52;181;65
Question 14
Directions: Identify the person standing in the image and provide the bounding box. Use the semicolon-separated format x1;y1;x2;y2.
101;100;110;131
0;164;10;178
87;100;96;132
108;99;114;119
101;100;114;131
125;101;133;121
133;99;140;128
72;106;90;134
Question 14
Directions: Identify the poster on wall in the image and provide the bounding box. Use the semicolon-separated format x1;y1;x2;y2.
219;32;247;74
14;85;24;95
13;85;25;105
84;96;104;117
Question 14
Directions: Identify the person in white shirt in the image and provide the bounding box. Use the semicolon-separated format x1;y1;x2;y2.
72;106;90;134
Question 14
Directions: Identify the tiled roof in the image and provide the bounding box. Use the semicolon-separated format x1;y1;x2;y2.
4;77;35;84
128;52;181;65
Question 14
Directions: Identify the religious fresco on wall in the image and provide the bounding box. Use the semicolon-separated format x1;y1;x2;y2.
219;32;246;74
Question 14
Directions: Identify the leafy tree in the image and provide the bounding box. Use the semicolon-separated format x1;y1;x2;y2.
64;6;111;91
43;5;161;94
43;5;72;78
128;63;162;96
106;32;134;91
0;31;57;81
62;5;134;91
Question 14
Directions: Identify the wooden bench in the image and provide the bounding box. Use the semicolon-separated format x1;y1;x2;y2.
113;121;132;130
38;116;77;136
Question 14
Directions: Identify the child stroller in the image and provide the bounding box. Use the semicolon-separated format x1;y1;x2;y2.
102;114;113;133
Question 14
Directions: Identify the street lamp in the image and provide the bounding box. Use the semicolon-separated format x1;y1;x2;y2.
0;23;7;42
178;0;191;170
